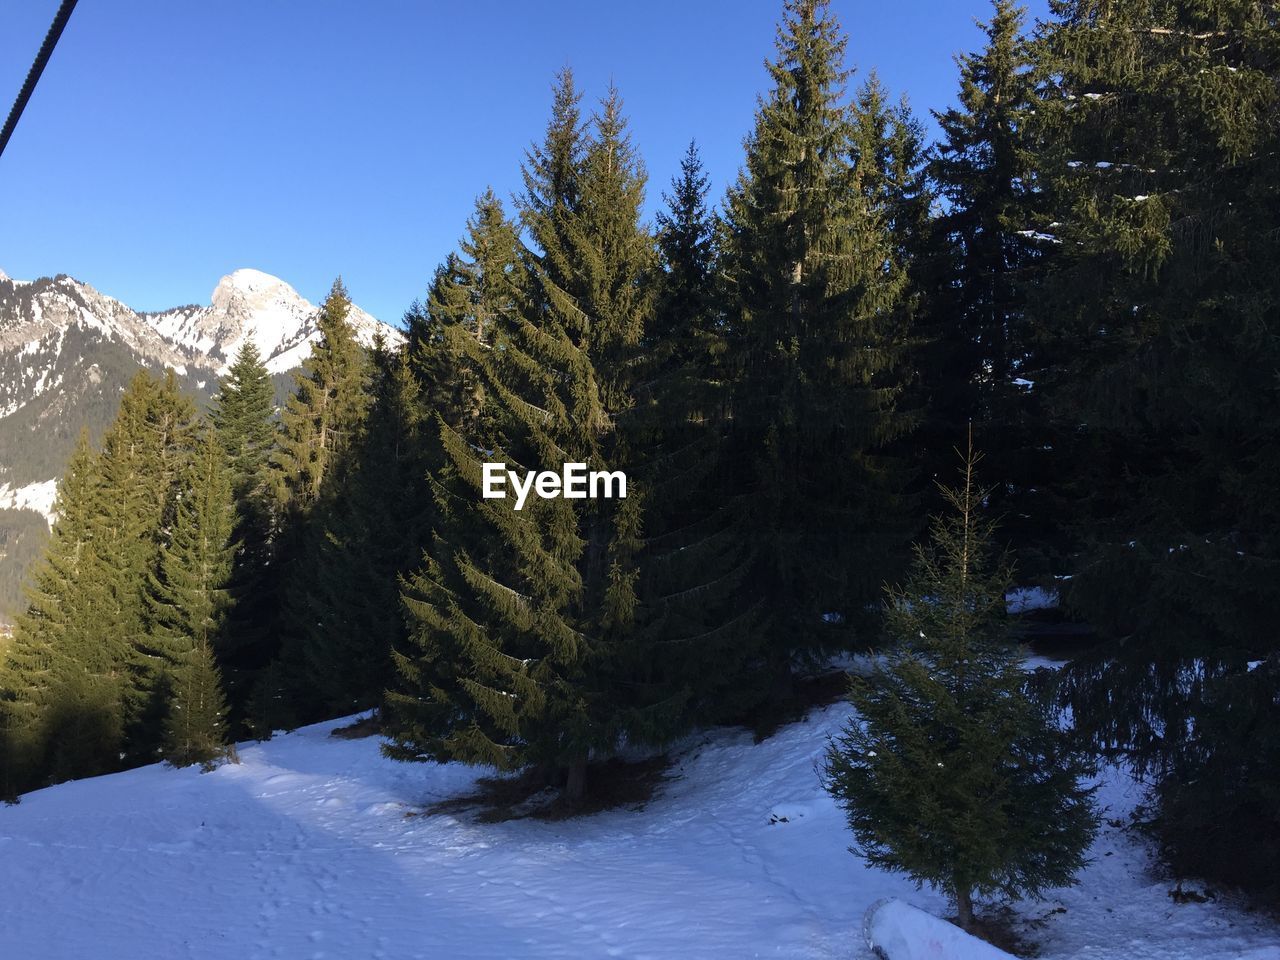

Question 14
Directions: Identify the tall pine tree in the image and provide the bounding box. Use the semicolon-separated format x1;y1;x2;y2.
924;0;1052;566
0;431;116;795
1034;0;1280;895
145;430;235;768
296;334;431;716
721;0;915;695
269;278;372;724
209;340;278;707
387;76;659;800
626;142;760;728
91;371;199;764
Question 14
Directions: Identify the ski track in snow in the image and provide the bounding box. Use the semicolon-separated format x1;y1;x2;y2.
1;705;1277;960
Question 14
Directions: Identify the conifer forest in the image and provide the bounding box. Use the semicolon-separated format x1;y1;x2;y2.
2;0;1279;953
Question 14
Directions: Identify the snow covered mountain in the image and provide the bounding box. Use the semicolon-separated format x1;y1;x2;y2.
147;268;390;377
0;267;401;622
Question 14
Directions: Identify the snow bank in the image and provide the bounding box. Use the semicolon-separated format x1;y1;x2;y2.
865;898;1015;959
1006;586;1058;613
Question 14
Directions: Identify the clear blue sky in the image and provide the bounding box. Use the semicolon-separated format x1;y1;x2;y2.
0;1;1049;324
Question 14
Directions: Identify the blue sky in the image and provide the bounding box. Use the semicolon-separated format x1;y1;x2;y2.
0;1;1049;324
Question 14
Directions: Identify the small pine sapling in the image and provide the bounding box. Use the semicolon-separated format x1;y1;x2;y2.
823;442;1098;933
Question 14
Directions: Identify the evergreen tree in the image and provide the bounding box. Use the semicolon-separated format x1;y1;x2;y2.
269;278;373;722
0;372;198;789
1033;0;1280;896
91;371;199;762
211;341;276;502
410;186;520;436
146;431;235;768
627;142;760;727
165;638;230;770
653;141;718;363
209;340;277;696
851;72;931;271
924;0;1051;565
387;77;659;800
721;0;915;688
297;335;431;715
271;278;371;513
823;446;1098;932
0;431;116;795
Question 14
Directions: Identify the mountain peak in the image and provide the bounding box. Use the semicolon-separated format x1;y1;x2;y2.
210;268;295;308
150;269;397;375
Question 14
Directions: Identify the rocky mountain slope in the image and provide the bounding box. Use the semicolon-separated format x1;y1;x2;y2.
0;267;400;622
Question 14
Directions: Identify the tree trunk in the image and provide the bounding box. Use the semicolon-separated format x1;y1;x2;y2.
563;758;588;804
953;882;975;932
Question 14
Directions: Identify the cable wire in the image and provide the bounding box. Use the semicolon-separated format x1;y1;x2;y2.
0;0;81;161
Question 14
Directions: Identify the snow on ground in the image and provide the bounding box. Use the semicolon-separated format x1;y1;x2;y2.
1;705;1277;960
1006;586;1059;614
867;899;1014;959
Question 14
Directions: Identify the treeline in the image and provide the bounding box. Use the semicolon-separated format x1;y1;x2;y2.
2;0;1277;901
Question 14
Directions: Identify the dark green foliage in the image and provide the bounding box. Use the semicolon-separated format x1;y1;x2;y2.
164;638;230;770
146;431;235;768
0;509;48;625
851;72;932;273
0;431;117;795
627;142;760;727
1033;0;1280;897
296;336;431;716
210;340;277;683
271;279;373;722
721;0;916;672
921;0;1055;566
95;372;201;761
212;341;277;494
823;449;1098;931
271;278;371;513
387;77;659;800
386;192;525;766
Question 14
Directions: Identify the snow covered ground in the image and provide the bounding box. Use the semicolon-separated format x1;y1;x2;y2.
1;704;1277;960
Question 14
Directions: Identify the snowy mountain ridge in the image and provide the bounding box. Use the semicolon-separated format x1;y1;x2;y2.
147;268;392;376
0;268;395;393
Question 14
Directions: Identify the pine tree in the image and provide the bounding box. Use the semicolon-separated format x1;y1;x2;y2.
211;341;276;501
823;445;1098;932
270;278;372;722
627;142;760;727
653;141;718;364
924;0;1051;565
0;371;198;789
0;431;118;795
91;371;200;763
386;77;658;801
851;72;932;270
386;192;524;770
721;0;915;690
145;431;236;768
272;279;371;512
164;638;230;770
297;335;431;715
1033;0;1280;896
209;340;277;698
